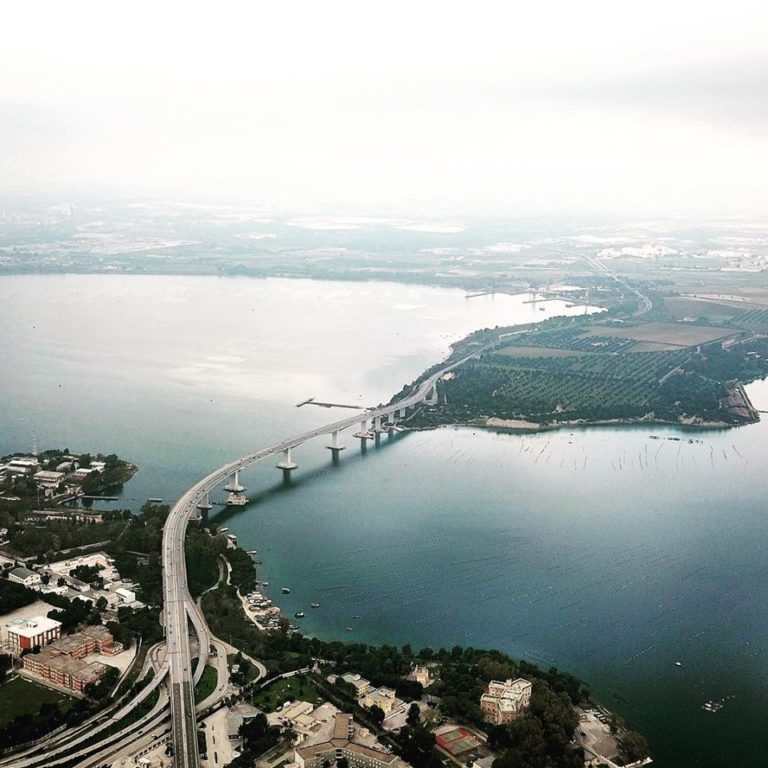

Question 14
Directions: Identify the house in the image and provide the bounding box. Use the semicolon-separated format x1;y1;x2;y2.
480;678;532;725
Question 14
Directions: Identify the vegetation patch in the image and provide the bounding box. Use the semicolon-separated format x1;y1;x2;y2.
0;676;72;727
193;663;218;702
252;675;322;711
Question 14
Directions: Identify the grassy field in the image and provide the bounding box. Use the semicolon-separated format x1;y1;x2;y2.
0;676;73;726
193;664;218;702
251;675;322;712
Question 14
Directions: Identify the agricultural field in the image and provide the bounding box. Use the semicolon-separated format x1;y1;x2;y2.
580;322;739;347
412;313;768;429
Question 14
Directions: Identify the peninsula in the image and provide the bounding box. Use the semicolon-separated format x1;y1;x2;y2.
403;296;768;432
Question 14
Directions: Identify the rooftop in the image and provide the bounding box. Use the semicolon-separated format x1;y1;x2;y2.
9;566;38;579
5;615;61;638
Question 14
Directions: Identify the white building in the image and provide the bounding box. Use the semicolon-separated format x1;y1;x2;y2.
34;470;66;488
341;673;372;696
4;616;62;654
115;587;136;603
7;458;40;474
8;566;41;588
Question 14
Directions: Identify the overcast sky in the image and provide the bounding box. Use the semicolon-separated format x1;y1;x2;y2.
2;1;767;216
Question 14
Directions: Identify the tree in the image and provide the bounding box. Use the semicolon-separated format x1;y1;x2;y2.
619;731;650;762
337;759;349;768
78;453;92;469
407;702;421;727
369;705;385;727
104;454;120;470
96;596;108;611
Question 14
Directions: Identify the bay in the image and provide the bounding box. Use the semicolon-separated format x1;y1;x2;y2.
0;274;765;767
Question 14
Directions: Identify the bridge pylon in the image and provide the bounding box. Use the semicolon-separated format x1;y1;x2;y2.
326;429;346;457
353;419;374;447
277;446;298;476
224;470;245;493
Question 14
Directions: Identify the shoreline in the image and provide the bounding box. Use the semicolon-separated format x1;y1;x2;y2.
409;411;760;437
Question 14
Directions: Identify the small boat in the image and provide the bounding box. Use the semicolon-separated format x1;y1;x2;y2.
262;581;269;586
282;587;291;594
345;627;354;632
148;497;163;503
248;550;259;555
294;611;305;619
310;602;320;608
352;615;360;620
225;493;247;506
674;661;683;667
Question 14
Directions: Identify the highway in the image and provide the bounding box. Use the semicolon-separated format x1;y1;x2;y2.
160;347;481;767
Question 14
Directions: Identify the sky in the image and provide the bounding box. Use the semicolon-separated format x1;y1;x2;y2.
1;1;767;217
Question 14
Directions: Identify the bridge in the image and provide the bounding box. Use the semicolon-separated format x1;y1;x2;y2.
161;348;480;766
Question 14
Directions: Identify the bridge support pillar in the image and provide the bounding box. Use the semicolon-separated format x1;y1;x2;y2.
224;470;245;493
398;407;406;418
277;447;298;476
326;429;346;456
353;419;374;448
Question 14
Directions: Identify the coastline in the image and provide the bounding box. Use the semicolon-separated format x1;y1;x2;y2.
413;412;759;436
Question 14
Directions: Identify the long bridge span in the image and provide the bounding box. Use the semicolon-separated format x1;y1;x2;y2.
162;347;484;767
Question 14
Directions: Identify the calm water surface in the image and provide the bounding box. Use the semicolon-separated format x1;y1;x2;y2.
0;275;765;767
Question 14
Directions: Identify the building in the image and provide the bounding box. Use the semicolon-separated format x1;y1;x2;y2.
23;648;108;693
362;686;401;714
341;673;372;696
4;616;62;654
34;470;66;488
480;678;532;725
115;587;136;604
294;714;400;768
226;702;263;740
20;626;122;693
407;665;432;687
7;566;41;587
44;626;124;659
80;624;124;655
6;458;40;475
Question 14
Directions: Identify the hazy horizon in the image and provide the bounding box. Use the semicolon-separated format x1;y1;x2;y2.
3;1;768;218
